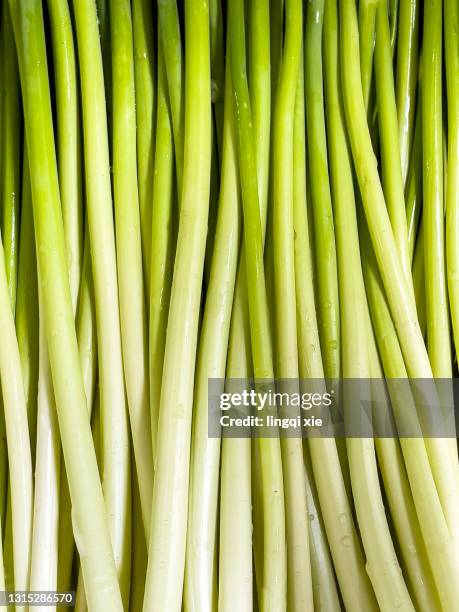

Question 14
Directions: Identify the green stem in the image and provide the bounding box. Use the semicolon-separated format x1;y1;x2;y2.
229;1;287;609
15;148;39;459
47;0;83;313
274;2;313;610
57;226;98;596
358;0;378;113
158;0;184;196
72;0;132;602
1;2;21;312
445;0;459;359
110;0;152;542
0;232;32;609
133;0;156;297
148;45;175;459
294;26;341;612
422;0;452;377
305;0;340;380
375;1;413;292
406;102;423;261
395;0;420;186
361;223;459;610
143;2;211;609
29;280;60;597
209;0;224;159
11;0;124;606
184;58;242;612
340;0;431;379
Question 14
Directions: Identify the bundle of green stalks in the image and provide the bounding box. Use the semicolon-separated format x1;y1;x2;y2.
0;0;458;609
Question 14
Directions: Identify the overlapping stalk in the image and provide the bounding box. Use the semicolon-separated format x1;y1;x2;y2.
8;0;123;608
143;2;211;609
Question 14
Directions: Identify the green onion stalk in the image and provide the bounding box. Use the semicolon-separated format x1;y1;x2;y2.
219;273;253;612
422;0;459;540
295;6;377;610
395;0;420;186
412;220;426;334
184;58;242;612
375;1;413;294
158;0;184;196
229;0;287;608
220;1;271;608
306;0;352;502
209;0;224;158
29;280;60;601
445;0;459;359
1;2;21;312
422;0;452;379
325;2;414;609
148;43;176;460
273;1;314;610
389;0;399;52
304;0;340;382
11;0;125;607
358;0;378;114
15;148;39;460
132;0;156;296
406;103;423;261
72;0;132;604
47;0;83;313
57;225;98;597
360;224;442;611
340;0;459;607
110;0;152;541
251;0;277;596
42;0;83;595
143;1;211;609
129;464;148;612
361;218;459;609
0;233;32;609
294;51;340;612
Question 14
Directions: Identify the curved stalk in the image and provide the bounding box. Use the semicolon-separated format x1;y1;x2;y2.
47;0;83;313
422;0;452;378
57;228;98;596
305;0;340;381
229;0;288;608
361;224;459;610
340;0;430;379
395;0;420;186
220;2;271;608
143;2;211;609
209;0;224;158
184;59;241;612
274;2;313;610
293;31;342;612
406;103;422;261
0;232;33;610
358;0;378;113
15;149;39;458
445;0;459;359
158;0;184;195
29;283;60;610
72;0;132;602
1;2;21;311
375;1;413;293
148;45;175;458
110;0;152;541
11;0;124;606
326;3;413;609
133;0;156;295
